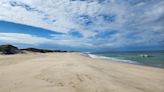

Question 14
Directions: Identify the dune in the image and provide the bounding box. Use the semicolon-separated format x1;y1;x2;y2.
0;53;164;92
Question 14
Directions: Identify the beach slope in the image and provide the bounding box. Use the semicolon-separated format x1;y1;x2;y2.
0;53;164;92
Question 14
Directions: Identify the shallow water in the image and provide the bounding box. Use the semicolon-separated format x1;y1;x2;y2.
89;51;164;68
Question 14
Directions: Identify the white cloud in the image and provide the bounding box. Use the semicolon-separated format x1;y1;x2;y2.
0;0;163;49
0;33;93;48
0;33;52;45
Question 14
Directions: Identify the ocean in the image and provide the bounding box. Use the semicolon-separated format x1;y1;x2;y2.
87;51;164;68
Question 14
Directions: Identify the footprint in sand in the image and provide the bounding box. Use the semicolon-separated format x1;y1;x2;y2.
76;74;83;82
85;74;92;80
57;82;64;86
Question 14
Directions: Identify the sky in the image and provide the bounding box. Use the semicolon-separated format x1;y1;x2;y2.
0;0;164;51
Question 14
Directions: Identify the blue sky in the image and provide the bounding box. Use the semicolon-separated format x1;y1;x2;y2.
0;0;164;51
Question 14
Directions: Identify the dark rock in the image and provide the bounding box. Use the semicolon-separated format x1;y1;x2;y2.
0;44;20;54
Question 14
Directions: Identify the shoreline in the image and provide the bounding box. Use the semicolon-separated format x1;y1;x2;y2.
83;52;164;69
0;52;164;92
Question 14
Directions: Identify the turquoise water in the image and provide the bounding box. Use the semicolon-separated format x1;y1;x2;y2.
89;51;164;68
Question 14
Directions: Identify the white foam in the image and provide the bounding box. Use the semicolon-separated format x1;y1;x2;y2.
87;53;137;64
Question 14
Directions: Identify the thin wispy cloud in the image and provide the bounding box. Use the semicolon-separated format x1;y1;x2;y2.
0;33;52;45
0;0;164;50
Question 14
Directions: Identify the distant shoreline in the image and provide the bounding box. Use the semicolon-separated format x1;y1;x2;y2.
81;52;164;69
0;44;163;69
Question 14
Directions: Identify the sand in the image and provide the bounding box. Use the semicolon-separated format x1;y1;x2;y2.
0;53;164;92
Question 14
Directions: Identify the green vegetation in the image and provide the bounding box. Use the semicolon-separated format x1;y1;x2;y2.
0;44;20;54
0;44;68;55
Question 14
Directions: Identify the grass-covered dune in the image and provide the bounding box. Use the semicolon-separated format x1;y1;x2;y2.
0;44;20;54
0;44;67;55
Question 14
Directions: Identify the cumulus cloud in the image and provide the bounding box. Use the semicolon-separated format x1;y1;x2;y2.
0;0;164;49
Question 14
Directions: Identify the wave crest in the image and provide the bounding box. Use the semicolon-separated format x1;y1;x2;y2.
87;53;137;64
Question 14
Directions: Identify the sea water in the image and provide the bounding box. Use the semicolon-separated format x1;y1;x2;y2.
88;51;164;68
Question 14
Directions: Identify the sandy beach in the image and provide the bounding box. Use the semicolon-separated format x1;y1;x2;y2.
0;52;164;92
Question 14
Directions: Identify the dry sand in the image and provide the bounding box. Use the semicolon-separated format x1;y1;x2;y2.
0;53;164;92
